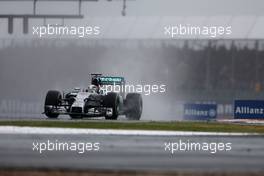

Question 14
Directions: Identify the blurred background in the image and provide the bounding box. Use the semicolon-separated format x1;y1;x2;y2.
0;0;264;120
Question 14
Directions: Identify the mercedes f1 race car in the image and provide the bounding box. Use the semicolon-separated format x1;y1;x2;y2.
44;74;143;120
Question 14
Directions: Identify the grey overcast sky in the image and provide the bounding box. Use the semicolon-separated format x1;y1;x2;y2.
0;0;263;16
0;0;264;39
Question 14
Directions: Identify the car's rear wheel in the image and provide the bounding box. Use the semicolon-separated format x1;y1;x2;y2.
125;93;143;120
104;92;119;120
44;90;62;118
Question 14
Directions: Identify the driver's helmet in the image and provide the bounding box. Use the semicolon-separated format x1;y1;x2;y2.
88;85;99;93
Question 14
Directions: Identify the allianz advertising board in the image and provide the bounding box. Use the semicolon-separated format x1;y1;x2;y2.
184;104;217;120
234;100;264;119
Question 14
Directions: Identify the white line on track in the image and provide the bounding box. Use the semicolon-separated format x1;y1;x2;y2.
0;126;262;136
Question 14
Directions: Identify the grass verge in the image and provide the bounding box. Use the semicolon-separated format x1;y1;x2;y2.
0;120;263;133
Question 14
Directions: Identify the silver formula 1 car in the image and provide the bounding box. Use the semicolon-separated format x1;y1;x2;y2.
44;74;143;120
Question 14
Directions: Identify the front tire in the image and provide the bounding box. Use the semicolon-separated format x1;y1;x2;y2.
44;90;61;118
125;93;143;120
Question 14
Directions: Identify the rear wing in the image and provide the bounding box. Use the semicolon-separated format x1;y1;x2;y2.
91;74;125;86
99;76;125;85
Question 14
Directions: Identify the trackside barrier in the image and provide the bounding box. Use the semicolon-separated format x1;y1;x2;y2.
184;104;217;120
234;100;264;119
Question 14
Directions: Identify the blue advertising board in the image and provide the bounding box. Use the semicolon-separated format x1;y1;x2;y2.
234;100;264;119
184;104;217;120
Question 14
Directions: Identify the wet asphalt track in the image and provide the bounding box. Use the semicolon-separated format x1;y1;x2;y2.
0;132;264;172
0;116;263;172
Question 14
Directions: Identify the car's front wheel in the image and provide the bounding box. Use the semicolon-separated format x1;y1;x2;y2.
44;90;61;118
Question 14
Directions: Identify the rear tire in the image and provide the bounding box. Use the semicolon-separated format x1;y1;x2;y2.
125;93;143;120
44;90;61;118
104;92;119;120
